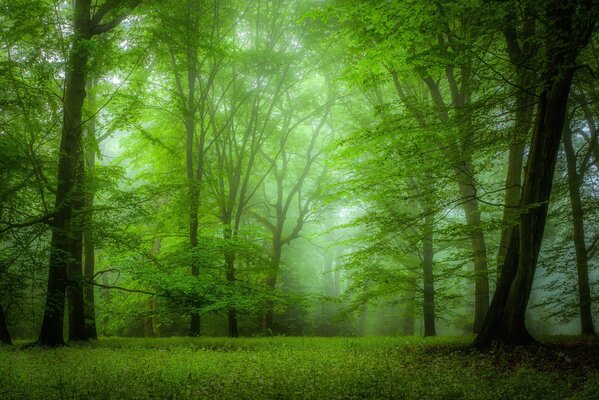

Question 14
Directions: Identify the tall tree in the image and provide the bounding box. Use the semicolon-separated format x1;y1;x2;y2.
496;4;538;272
38;0;139;347
563;116;597;336
257;102;329;333
475;0;598;347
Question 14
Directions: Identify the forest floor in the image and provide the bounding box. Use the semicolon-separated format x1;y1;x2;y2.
0;336;598;399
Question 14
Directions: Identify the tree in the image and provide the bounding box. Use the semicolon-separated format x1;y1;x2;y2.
562;108;597;336
474;0;599;347
38;0;140;347
0;304;10;345
257;107;328;333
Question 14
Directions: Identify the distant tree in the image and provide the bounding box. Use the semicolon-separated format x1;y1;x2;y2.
0;304;10;345
562;105;597;336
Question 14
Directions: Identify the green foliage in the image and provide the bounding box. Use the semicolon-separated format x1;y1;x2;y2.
1;337;598;399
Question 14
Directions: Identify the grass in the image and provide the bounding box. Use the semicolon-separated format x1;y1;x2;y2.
0;336;598;399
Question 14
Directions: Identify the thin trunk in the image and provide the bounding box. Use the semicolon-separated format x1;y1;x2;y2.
83;79;97;340
401;276;416;336
225;247;239;337
419;74;490;333
101;272;110;336
422;211;436;337
497;8;536;273
321;252;336;335
145;239;160;337
143;297;154;337
187;113;200;337
263;236;282;334
0;305;11;345
38;0;91;347
358;304;367;336
455;166;489;333
497;91;531;272
563;125;597;336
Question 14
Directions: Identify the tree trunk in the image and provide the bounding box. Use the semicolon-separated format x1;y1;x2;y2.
186;112;201;337
401;276;416;335
83;79;97;340
224;227;239;337
455;168;489;333
321;252;336;335
563;125;597;336
101;271;110;336
145;239;160;337
422;212;436;337
263;238;282;334
357;304;367;336
38;0;91;347
474;1;596;347
0;305;11;345
419;75;490;334
497;91;531;272
497;7;536;274
143;297;154;337
67;159;87;341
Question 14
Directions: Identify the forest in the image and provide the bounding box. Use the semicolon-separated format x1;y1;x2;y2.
0;0;599;399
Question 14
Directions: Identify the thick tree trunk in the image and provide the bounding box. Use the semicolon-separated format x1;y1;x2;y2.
474;0;597;348
0;305;11;345
38;0;91;347
563;126;597;336
67;159;87;341
422;212;436;337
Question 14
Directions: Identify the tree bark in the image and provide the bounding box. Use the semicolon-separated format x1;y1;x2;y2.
187;110;201;337
83;79;98;340
563;125;597;336
0;304;11;345
67;158;87;341
101;271;110;336
401;275;416;336
422;211;436;337
474;0;597;348
454;162;489;333
417;74;490;333
497;90;531;272
38;0;91;347
497;7;536;272
223;226;239;337
263;236;282;334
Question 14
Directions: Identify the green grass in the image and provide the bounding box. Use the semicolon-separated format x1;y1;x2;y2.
0;337;597;399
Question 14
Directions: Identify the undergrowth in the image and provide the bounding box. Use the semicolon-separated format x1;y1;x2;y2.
0;336;597;399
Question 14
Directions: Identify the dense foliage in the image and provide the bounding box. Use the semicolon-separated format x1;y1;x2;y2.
0;0;598;347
